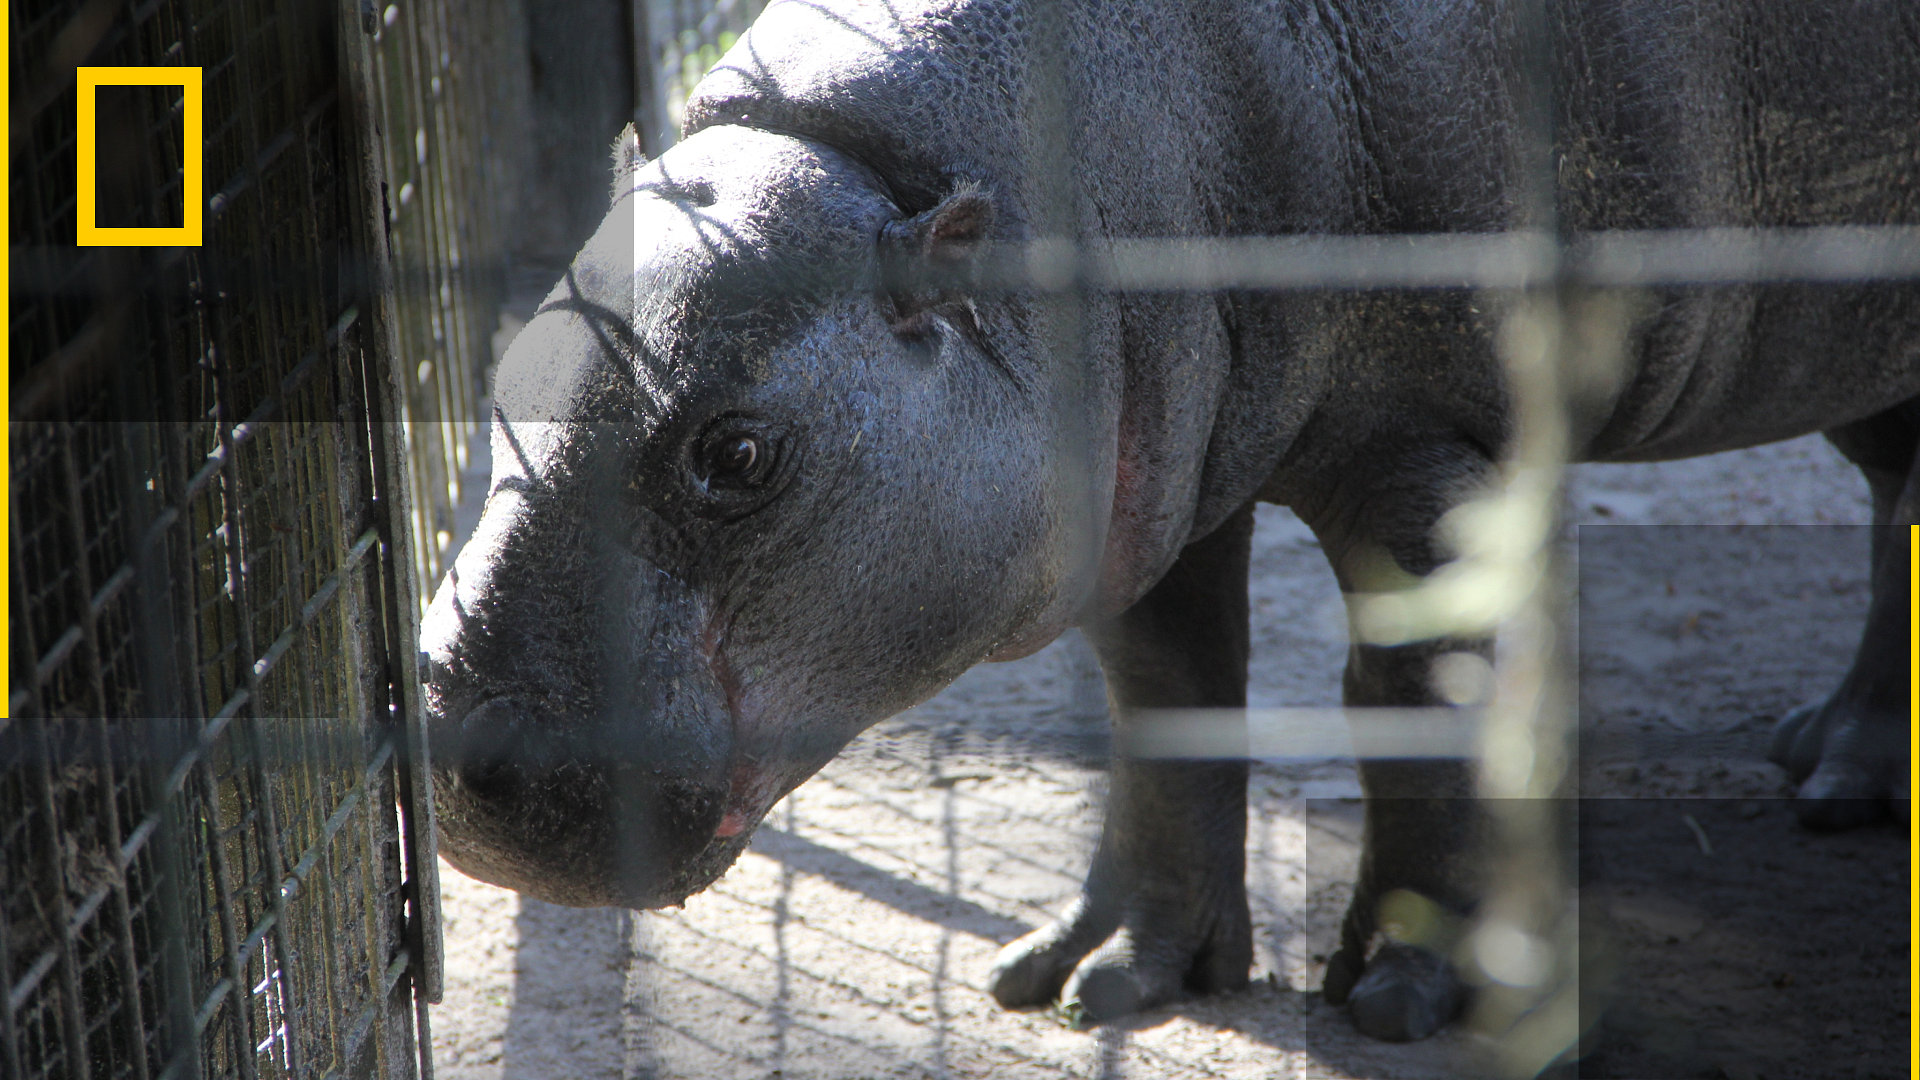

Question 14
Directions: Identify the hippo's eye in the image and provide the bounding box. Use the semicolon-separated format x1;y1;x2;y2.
709;435;761;481
683;416;793;519
694;425;775;490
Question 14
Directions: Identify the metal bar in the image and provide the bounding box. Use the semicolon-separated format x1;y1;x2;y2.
89;718;156;1080
235;718;300;1080
28;627;84;694
207;731;394;1075
140;722;202;1080
182;733;397;1046
246;528;380;682
955;226;1920;293
318;949;417;1080
172;311;356;509
0;835;21;1080
359;728;396;1079
6;950;63;1017
205;159;276;1063
199;527;379;731
194;741;262;1080
41;429;109;722
205;131;297;220
8;222;1917;307
191;976;236;1037
641;0;680;154
411;985;435;1080
6;472;47;717
23;718;94;1080
276;739;395;905
341;0;443;1017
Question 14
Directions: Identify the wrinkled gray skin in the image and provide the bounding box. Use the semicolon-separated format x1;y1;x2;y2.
422;0;1920;1042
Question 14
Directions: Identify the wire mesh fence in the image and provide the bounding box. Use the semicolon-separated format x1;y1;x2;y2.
363;0;518;603
5;0;515;1076
9;0;1914;1077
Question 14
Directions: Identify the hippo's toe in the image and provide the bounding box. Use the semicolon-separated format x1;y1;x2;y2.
1343;942;1466;1042
1060;926;1223;1024
1063;952;1165;1024
987;912;1103;1009
1767;698;1903;830
987;890;1250;1024
1793;762;1892;830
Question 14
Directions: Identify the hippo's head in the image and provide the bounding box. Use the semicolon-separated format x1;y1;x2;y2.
421;125;1111;908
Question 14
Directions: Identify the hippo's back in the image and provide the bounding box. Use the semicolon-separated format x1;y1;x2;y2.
684;1;1920;464
1541;1;1920;460
1266;0;1920;462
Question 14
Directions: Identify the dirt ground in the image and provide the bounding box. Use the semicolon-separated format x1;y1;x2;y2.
428;303;1906;1080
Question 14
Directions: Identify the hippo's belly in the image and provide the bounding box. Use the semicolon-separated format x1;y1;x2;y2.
1581;281;1920;463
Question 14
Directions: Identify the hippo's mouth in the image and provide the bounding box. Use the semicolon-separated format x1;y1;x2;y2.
428;695;752;909
433;760;758;909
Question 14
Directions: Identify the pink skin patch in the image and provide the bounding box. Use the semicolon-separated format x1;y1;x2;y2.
694;603;760;841
713;762;778;840
1098;425;1152;614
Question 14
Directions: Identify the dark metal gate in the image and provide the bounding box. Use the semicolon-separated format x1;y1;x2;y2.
5;0;511;1075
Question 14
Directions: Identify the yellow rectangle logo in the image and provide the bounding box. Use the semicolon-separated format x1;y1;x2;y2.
75;66;202;247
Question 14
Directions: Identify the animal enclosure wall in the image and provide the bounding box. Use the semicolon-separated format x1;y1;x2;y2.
5;0;515;1076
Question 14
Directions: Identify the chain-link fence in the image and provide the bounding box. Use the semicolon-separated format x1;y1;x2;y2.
5;0;519;1075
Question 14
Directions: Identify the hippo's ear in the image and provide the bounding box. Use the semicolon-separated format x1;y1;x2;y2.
883;182;995;270
880;185;995;338
609;123;647;204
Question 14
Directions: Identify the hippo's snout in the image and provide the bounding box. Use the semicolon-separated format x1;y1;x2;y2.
430;693;741;910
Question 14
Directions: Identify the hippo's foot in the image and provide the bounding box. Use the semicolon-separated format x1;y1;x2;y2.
1768;696;1906;830
986;887;1251;1023
1323;938;1466;1042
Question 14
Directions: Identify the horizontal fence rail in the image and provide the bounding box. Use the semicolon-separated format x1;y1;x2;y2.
964;225;1920;292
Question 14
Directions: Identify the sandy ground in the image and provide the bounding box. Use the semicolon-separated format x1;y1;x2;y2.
427;301;1906;1080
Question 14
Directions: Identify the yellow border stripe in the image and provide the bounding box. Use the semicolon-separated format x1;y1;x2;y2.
2;0;9;719
75;67;203;247
1908;522;1916;1080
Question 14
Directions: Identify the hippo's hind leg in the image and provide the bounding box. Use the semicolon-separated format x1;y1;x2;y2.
1768;400;1918;829
987;504;1255;1022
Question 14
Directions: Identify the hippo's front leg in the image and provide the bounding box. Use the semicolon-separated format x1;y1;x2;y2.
1317;649;1482;1041
1302;443;1496;1041
988;505;1256;1022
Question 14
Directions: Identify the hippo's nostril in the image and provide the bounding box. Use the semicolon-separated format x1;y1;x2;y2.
453;697;528;800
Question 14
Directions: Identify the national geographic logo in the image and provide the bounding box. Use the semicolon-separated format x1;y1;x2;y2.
75;66;202;247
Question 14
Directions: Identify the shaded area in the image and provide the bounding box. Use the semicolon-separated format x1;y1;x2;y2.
1577;798;1905;1080
500;900;631;1079
1570;516;1906;1080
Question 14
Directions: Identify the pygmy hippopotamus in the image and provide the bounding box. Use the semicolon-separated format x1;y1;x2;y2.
420;0;1918;1043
